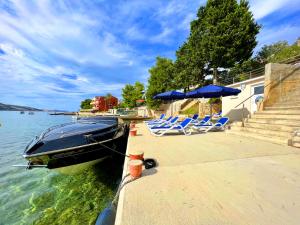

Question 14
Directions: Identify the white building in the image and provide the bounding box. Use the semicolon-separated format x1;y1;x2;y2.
222;76;264;121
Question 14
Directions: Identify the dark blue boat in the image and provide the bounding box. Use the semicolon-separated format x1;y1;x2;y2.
23;117;129;169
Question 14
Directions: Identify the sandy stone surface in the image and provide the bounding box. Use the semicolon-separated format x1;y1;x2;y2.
115;123;300;225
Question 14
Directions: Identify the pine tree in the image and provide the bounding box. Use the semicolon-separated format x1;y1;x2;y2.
174;41;205;91
121;82;144;109
146;57;175;109
190;0;260;84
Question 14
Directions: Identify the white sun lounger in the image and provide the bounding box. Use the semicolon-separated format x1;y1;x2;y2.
191;115;211;126
149;118;193;137
193;117;229;133
147;116;179;129
144;114;165;124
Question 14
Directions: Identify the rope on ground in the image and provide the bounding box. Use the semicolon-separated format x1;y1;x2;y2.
112;173;140;208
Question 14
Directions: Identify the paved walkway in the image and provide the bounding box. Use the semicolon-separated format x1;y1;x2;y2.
115;123;300;225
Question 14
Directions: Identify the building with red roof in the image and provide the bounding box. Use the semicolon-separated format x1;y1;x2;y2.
90;95;118;111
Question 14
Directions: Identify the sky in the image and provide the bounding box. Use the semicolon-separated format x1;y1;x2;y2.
0;0;299;111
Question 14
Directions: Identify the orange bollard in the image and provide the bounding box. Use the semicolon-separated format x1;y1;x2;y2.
129;150;144;160
129;160;143;178
130;129;137;136
130;121;136;129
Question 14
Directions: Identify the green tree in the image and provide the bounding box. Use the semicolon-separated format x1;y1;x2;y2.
133;82;144;100
106;93;112;98
174;41;205;91
271;43;300;62
226;58;262;84
122;84;135;108
224;39;300;84
146;57;175;109
80;99;92;109
190;0;260;84
121;82;144;109
256;41;289;64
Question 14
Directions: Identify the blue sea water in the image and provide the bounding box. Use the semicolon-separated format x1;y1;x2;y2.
0;111;121;225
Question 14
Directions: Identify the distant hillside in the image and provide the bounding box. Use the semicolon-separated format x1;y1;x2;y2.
0;103;42;111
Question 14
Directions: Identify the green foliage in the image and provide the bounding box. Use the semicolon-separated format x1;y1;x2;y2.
80;99;92;109
116;101;126;109
174;41;205;91
181;104;199;115
226;58;262;83
105;93;112;98
268;42;300;62
146;57;175;109
122;84;135;108
208;98;221;104
190;0;260;83
256;41;289;63
227;40;300;83
121;82;144;109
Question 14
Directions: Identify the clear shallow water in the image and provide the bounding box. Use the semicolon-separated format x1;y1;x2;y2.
0;112;122;225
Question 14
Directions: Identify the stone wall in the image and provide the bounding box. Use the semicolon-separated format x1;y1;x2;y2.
198;102;221;117
264;63;300;107
151;99;186;118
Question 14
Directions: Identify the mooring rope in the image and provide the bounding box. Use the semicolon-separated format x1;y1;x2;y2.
87;135;130;158
111;173;140;208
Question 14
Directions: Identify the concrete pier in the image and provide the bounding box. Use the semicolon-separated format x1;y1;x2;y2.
115;123;300;225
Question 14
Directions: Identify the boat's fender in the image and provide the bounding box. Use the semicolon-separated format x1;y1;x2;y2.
95;206;116;225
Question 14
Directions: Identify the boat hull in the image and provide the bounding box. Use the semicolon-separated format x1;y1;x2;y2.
23;117;129;169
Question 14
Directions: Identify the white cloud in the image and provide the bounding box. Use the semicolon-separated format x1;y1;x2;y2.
0;0;298;110
119;0;202;44
249;0;300;20
178;13;196;31
0;42;124;103
125;26;146;41
257;24;300;49
0;43;24;57
0;0;134;67
150;27;173;44
0;0;140;110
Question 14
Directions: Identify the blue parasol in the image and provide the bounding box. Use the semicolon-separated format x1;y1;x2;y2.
185;84;241;98
153;91;185;100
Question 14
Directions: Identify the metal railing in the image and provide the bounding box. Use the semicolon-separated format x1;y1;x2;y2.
234;62;300;126
220;54;300;86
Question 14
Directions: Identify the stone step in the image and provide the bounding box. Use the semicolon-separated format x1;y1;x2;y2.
273;99;300;104
230;125;292;138
247;118;300;127
293;136;300;141
291;136;300;148
264;106;300;110
293;143;300;148
280;91;300;97
272;103;300;107
253;114;300;120
288;88;300;94
180;100;199;113
274;94;300;99
244;121;298;132
255;110;300;115
227;129;288;145
271;102;300;107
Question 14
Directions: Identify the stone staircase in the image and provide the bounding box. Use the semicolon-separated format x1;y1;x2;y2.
229;87;300;146
179;100;199;113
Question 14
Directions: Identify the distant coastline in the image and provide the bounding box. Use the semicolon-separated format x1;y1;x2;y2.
0;102;42;111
